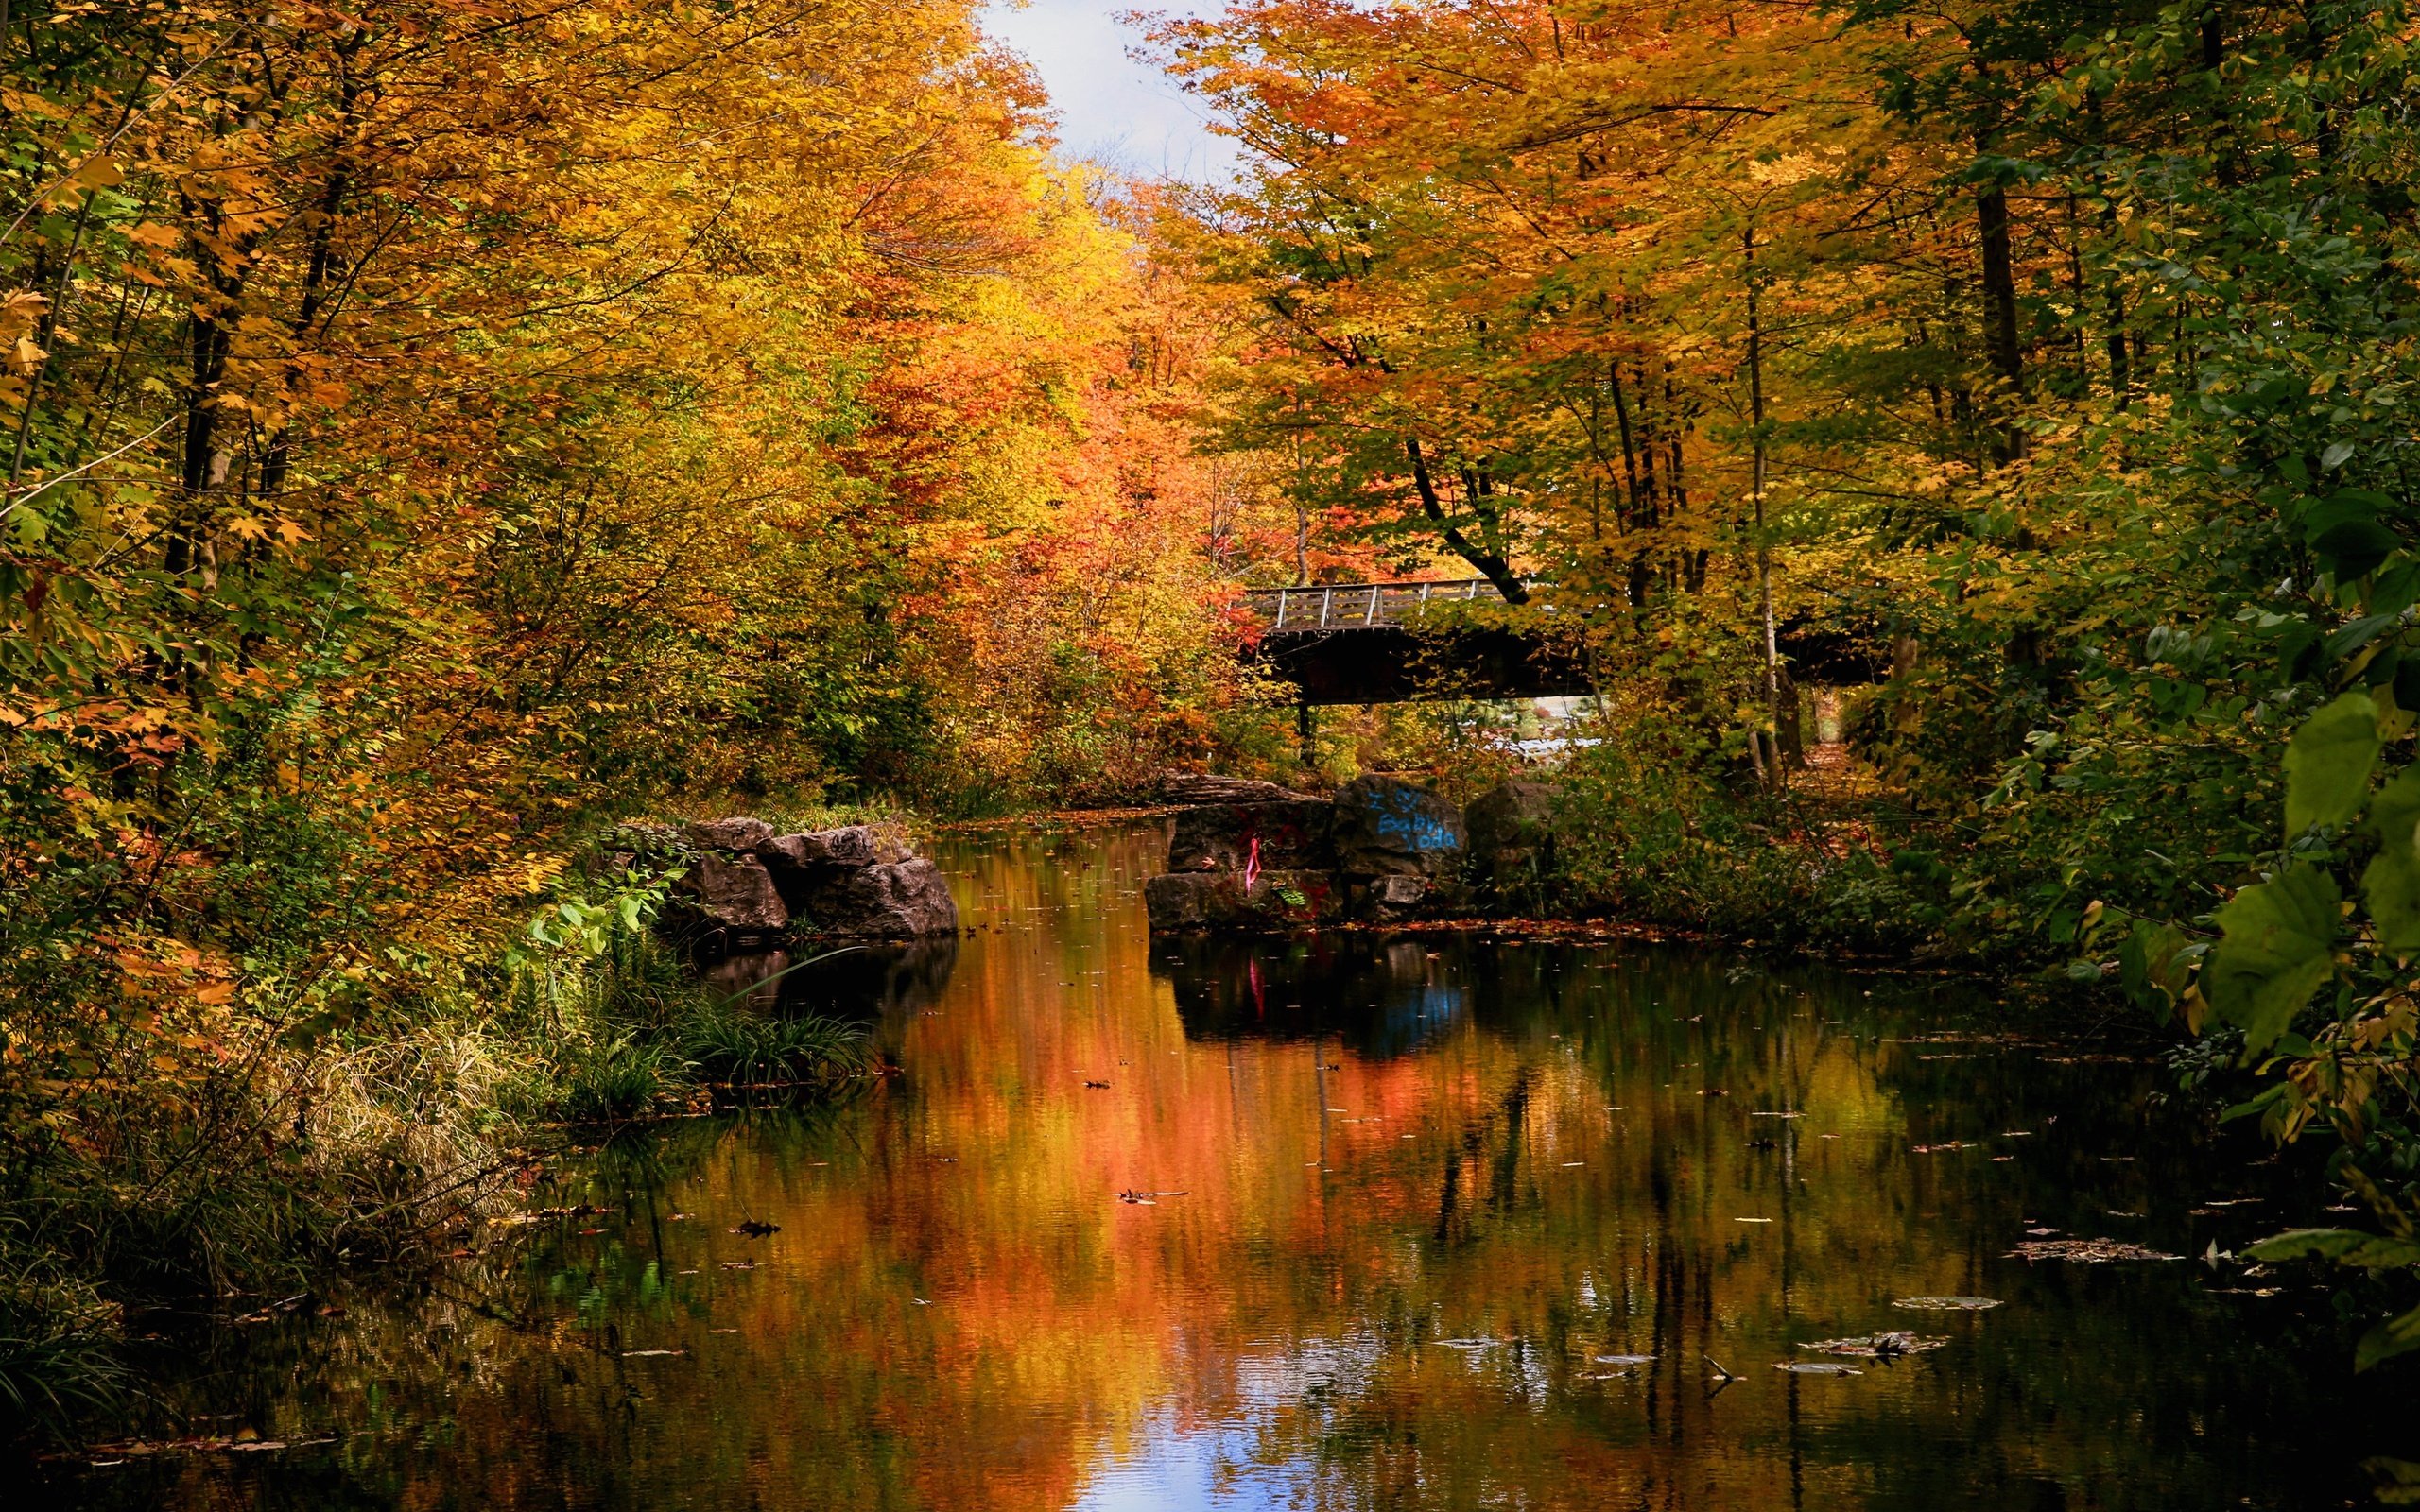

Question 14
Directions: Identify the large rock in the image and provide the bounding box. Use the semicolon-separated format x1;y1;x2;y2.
756;825;879;904
1166;799;1335;874
670;852;790;938
1331;776;1465;880
786;857;959;939
683;816;776;852
1145;868;1346;932
660;818;957;941
1465;781;1559;889
1354;873;1431;922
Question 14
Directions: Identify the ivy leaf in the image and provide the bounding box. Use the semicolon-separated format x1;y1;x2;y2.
2204;864;2341;1052
2364;765;2420;954
2284;691;2379;835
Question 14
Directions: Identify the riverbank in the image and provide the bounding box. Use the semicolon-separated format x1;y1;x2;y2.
0;833;889;1444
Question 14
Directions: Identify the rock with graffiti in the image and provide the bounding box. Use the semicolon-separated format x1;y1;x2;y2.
1144;777;1482;932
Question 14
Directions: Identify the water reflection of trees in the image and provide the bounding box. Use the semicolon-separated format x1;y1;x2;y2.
50;836;2392;1512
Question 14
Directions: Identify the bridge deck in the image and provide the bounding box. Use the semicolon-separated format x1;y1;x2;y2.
1241;579;1510;630
1237;579;1581;704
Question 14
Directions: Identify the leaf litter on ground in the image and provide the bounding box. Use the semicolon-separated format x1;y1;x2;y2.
1891;1296;2002;1312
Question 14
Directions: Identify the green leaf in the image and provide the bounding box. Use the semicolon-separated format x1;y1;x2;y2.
2325;613;2400;663
2306;490;2401;579
2118;919;2189;1021
2365;765;2420;954
2379;560;2420;618
2221;1082;2290;1123
2315;521;2402;580
2358;1303;2420;1371
2242;1228;2420;1269
2204;864;2341;1052
2284;691;2379;834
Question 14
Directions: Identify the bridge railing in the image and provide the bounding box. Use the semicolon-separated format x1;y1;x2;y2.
1241;578;1512;631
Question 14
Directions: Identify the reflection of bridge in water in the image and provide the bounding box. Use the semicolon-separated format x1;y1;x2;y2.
1152;934;1472;1059
1240;579;1590;705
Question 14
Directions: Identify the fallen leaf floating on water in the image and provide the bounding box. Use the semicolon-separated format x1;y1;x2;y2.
719;1261;757;1271
1082;1080;1110;1090
1797;1332;1947;1359
731;1219;778;1238
1429;1338;1495;1349
82;1436;337;1457
2010;1238;2184;1263
620;1349;683;1358
1776;1362;1864;1375
1592;1353;1655;1366
1891;1297;2003;1312
1116;1190;1155;1205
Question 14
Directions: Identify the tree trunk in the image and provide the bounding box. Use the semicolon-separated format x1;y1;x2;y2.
1745;222;1785;789
1976;180;2026;461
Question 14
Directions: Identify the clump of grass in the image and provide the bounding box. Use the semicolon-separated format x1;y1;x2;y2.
683;1008;870;1091
554;1035;678;1122
0;1261;130;1441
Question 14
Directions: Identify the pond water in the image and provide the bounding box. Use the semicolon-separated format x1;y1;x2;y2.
40;823;2396;1510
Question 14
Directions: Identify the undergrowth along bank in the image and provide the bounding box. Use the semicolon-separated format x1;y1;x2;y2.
0;863;869;1444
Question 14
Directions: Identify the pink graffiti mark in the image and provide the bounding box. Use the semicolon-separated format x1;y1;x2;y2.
1242;834;1262;892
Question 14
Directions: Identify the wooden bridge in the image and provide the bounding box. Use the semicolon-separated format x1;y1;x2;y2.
1237;579;1884;705
1240;579;1591;705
